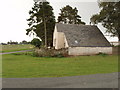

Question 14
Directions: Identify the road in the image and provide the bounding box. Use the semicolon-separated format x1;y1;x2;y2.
2;72;119;88
0;50;32;55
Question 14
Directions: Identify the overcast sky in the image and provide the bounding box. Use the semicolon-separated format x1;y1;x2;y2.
0;0;118;43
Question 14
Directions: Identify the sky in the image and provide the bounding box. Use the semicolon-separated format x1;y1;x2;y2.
0;0;118;43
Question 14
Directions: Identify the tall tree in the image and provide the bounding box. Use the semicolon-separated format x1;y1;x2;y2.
58;5;85;25
90;2;120;42
26;1;55;47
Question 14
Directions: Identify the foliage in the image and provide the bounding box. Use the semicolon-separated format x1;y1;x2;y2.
96;52;108;57
33;48;68;57
7;40;18;45
116;45;120;47
3;54;118;78
20;40;30;44
90;2;120;41
1;43;7;45
31;38;42;48
58;5;85;25
26;1;55;46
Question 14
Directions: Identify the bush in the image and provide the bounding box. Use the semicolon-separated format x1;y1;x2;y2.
1;43;7;45
7;41;18;45
33;48;68;57
116;45;120;47
96;52;108;57
31;38;42;48
20;40;30;44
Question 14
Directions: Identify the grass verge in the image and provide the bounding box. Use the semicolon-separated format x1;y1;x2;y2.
2;54;118;78
1;44;34;53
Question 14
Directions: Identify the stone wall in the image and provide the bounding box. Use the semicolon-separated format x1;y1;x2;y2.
53;26;69;49
68;47;112;55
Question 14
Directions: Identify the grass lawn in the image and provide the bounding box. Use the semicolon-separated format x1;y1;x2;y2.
1;44;34;53
2;54;118;78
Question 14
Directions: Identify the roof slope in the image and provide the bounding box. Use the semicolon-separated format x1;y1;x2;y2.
56;23;111;47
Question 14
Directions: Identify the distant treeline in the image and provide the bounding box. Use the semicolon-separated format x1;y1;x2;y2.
0;40;31;45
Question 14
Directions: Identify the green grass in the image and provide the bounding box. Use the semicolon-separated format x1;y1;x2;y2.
1;44;34;53
2;54;118;78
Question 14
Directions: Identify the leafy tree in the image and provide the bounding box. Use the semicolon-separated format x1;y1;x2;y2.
7;41;18;45
58;5;85;25
26;1;55;47
1;43;7;45
90;2;120;42
20;40;29;44
31;38;42;48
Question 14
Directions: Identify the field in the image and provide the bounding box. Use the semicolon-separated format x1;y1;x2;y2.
2;53;118;78
1;44;34;53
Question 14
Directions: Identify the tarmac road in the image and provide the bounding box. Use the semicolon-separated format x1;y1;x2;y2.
0;50;32;55
2;72;119;88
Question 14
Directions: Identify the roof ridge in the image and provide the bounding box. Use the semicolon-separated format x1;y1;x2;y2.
56;23;97;27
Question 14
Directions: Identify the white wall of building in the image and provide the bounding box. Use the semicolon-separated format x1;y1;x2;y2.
53;26;57;47
53;26;69;49
64;35;69;48
68;47;112;55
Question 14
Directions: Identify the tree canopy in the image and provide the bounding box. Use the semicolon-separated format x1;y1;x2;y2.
58;5;85;25
90;2;120;41
26;1;55;47
31;38;42;48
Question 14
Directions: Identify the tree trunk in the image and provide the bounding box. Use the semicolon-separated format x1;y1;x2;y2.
44;18;47;48
42;2;47;48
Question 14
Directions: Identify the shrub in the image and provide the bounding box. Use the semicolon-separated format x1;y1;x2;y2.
116;45;120;47
33;48;68;57
31;38;42;48
96;52;108;57
20;40;29;44
7;41;18;45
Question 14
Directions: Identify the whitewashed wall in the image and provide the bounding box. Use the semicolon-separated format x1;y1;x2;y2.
68;47;112;55
53;27;57;47
56;32;65;49
53;26;69;49
64;35;69;48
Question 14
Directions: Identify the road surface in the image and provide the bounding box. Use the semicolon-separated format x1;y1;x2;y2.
0;50;32;55
2;72;119;88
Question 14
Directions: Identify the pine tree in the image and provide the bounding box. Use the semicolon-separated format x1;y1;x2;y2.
26;1;55;47
58;5;85;25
